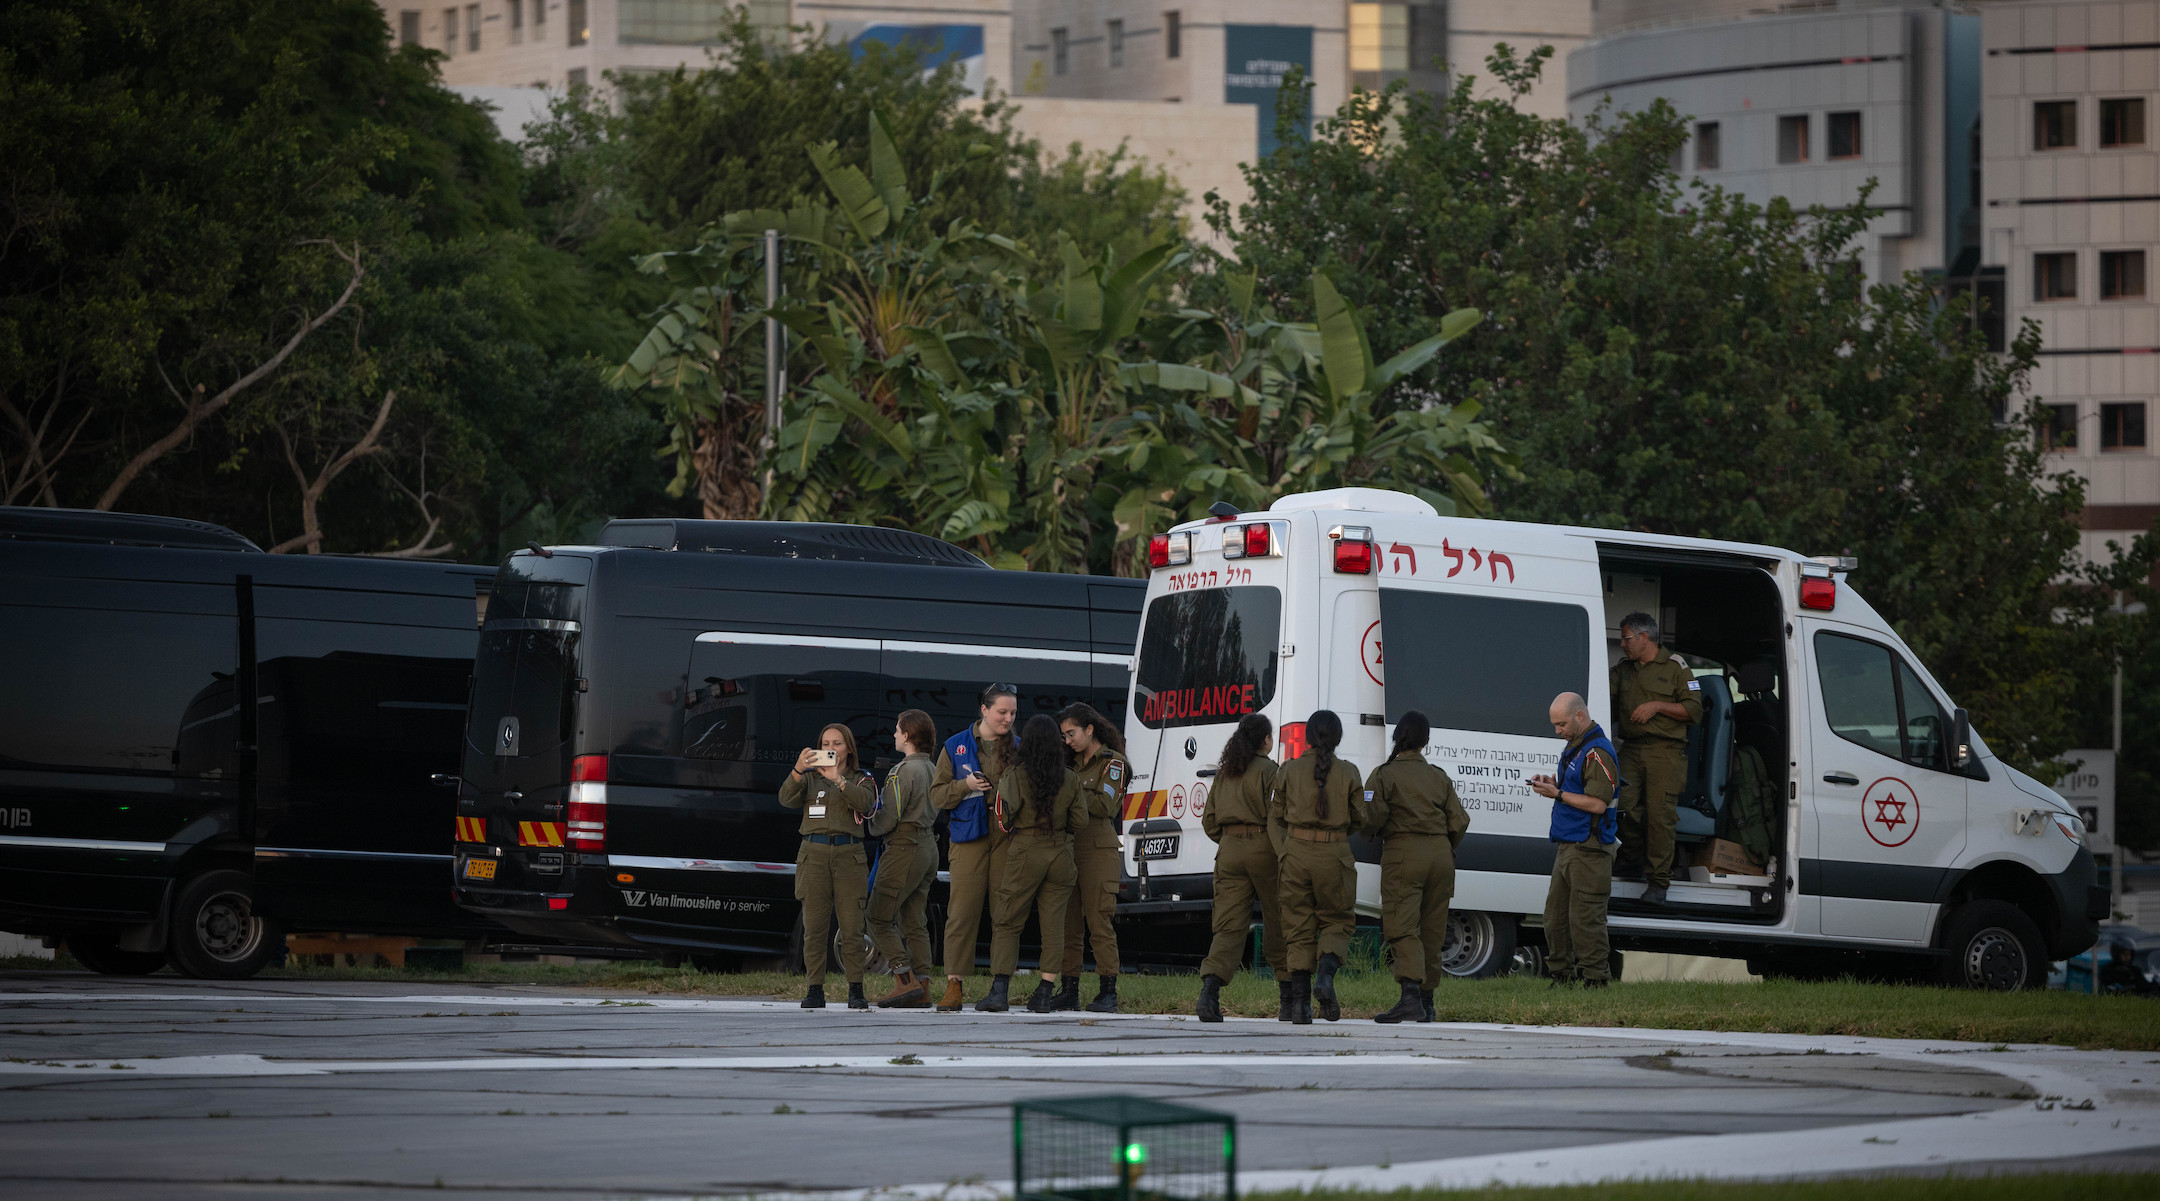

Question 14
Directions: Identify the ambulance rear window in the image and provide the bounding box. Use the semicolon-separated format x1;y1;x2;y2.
1135;586;1281;728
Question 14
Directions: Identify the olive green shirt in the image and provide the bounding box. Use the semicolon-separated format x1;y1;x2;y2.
882;752;937;846
1070;745;1129;849
1365;750;1472;847
997;767;1087;839
1267;753;1369;854
1564;730;1621;806
1611;648;1704;743
779;767;877;836
932;724;1017;847
1202;757;1278;840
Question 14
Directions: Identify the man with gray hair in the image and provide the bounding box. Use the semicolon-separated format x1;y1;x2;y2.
1610;611;1701;906
1530;692;1619;987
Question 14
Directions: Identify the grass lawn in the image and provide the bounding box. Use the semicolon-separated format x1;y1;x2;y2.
1241;1175;2160;1201
11;953;2155;1050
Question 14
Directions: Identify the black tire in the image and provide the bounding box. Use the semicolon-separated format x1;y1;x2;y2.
1440;911;1518;979
1937;900;2047;991
66;932;167;976
165;870;279;980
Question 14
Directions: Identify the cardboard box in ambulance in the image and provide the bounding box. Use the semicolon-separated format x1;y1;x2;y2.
1120;488;2104;989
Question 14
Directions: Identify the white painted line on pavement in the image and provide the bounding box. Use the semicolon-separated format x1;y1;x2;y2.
0;993;1192;1018
0;1052;1456;1078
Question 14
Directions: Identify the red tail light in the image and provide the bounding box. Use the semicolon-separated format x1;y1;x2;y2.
1148;534;1171;568
1278;722;1307;761
1799;577;1836;611
1334;539;1373;574
568;754;607;851
1244;523;1271;557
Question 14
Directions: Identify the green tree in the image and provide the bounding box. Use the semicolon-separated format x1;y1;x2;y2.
1213;48;2130;776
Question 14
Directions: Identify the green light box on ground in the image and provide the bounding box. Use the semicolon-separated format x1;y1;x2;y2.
1014;1093;1236;1201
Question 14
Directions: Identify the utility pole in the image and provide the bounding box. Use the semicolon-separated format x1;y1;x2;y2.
2113;590;2125;929
763;227;782;505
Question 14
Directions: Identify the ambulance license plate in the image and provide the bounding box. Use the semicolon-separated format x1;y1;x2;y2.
462;857;498;881
1135;835;1180;861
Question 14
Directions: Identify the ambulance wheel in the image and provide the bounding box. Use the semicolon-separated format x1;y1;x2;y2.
166;870;279;980
1440;911;1518;979
65;932;167;976
1937;901;2046;991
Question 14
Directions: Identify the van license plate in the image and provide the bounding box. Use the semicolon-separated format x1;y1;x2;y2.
1135;835;1179;861
463;857;498;881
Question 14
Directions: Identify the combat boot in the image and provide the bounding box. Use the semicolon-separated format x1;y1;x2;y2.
801;983;827;1009
1195;974;1225;1023
976;974;1012;1012
1419;986;1437;1023
1276;980;1294;1022
877;969;930;1009
1053;975;1082;1011
1085;975;1119;1013
847;982;868;1010
1373;978;1422;1024
936;977;966;1012
1026;977;1059;1013
1288;971;1314;1025
1313;952;1343;1022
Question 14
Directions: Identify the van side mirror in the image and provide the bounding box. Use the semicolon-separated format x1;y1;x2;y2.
1951;708;1973;770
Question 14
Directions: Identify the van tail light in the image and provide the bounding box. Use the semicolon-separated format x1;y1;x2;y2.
1244;523;1271;558
1148;531;1193;569
568;754;608;851
1278;722;1307;762
1330;525;1374;574
1799;575;1836;611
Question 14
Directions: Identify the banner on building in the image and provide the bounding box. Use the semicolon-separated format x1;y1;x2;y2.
844;23;987;95
1224;24;1313;158
2055;749;2115;855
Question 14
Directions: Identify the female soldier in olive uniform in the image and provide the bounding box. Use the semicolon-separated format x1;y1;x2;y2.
982;715;1087;1013
870;709;940;1008
1055;702;1128;1013
1267;710;1368;1025
1195;714;1291;1023
780;724;878;1009
930;684;1020;1011
1364;711;1471;1024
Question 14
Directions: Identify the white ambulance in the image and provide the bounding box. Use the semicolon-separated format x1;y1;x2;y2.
1118;487;2104;990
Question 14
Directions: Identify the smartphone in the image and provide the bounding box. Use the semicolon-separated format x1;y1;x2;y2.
813;748;838;766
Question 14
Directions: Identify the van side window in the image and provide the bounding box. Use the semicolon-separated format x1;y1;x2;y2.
1813;631;1949;773
683;640;880;767
1378;589;1589;738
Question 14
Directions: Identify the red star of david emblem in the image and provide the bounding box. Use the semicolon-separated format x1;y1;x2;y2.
1872;797;1908;830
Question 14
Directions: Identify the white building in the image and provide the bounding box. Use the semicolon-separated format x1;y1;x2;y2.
1570;0;2160;561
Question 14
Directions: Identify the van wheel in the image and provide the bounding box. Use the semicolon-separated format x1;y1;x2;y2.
1938;901;2046;991
66;933;167;976
1441;911;1518;979
166;870;278;980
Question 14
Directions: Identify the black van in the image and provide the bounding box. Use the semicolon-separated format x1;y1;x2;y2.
0;507;508;977
451;520;1142;966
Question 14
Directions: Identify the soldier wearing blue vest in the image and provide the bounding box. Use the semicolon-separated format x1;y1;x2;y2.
930;683;1019;1012
1528;692;1621;988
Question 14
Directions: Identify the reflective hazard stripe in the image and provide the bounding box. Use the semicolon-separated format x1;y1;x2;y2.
1121;790;1169;821
517;821;566;848
454;816;487;843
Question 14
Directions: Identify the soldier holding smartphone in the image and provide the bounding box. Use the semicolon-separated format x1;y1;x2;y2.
781;723;876;1009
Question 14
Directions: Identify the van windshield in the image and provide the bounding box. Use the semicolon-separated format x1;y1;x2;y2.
1135;586;1281;728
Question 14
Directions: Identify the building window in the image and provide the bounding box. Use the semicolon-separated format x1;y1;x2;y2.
568;0;588;47
1695;121;1721;170
1165;11;1181;59
2034;100;2077;150
1350;3;1410;74
533;0;544;32
1828;111;1861;159
465;3;480;51
2102;403;2147;450
2102;98;2146;148
2102;251;2147;300
567;67;587;89
1051;27;1067;75
2042;404;2078;451
619;0;748;46
399;10;421;45
1778;114;1809;163
2034;252;2078;301
1108;19;1124;68
509;0;522;44
443;6;457;53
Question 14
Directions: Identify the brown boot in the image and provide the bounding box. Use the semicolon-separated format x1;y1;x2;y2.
935;976;966;1012
877;970;931;1009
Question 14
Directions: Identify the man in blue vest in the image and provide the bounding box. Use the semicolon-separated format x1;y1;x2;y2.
1529;691;1620;988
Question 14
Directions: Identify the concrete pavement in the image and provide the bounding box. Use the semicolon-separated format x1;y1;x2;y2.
0;972;2154;1198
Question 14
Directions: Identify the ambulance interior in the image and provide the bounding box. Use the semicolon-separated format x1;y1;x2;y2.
1600;552;1788;920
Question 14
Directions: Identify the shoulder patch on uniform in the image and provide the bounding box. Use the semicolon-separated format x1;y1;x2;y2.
1686;679;1701;691
1107;762;1123;782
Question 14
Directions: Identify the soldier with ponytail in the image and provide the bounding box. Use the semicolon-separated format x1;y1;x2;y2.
1265;709;1368;1024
